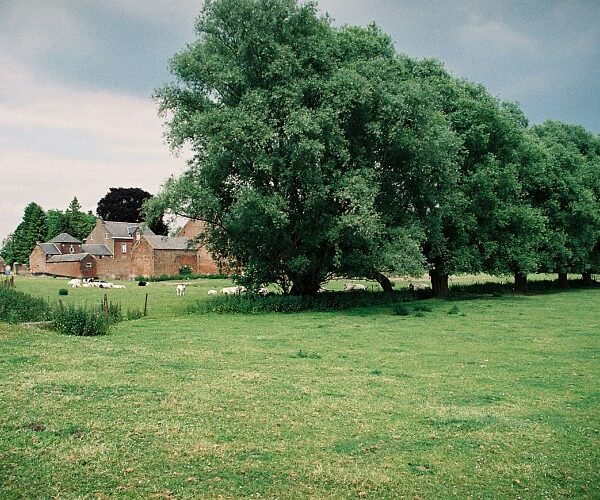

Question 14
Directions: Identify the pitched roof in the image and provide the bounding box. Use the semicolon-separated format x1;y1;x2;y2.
48;233;82;244
82;244;113;256
103;221;156;239
47;253;94;263
144;235;197;251
39;243;61;255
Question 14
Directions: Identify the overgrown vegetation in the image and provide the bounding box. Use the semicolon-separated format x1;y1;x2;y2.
0;286;142;335
0;287;52;323
189;290;416;314
135;273;228;282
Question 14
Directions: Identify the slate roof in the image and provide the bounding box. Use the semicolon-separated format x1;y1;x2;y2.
82;244;113;256
103;221;155;239
144;235;197;251
47;253;94;263
48;233;82;244
39;243;61;255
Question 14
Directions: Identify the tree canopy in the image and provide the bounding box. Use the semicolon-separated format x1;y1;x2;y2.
148;0;600;295
98;187;168;235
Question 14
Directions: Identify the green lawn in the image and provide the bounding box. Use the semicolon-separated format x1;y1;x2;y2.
1;277;599;497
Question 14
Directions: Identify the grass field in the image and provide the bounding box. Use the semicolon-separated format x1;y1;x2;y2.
1;276;599;497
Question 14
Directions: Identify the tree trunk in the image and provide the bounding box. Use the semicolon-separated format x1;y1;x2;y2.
370;272;393;293
582;272;594;287
557;272;569;288
429;269;449;299
289;276;320;296
514;272;528;293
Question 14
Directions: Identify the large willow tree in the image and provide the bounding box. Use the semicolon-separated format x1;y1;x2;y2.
150;0;454;294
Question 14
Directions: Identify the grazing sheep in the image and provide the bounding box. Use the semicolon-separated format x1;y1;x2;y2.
258;287;269;296
176;284;186;296
222;286;246;295
409;282;430;291
207;289;218;296
82;282;92;288
112;284;126;289
138;281;147;287
344;283;366;291
68;279;81;288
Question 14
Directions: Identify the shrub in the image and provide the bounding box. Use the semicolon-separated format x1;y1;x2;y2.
413;303;433;313
179;265;193;275
0;288;52;323
135;273;227;282
189;290;416;314
393;305;411;316
58;288;69;296
448;305;461;315
52;304;110;336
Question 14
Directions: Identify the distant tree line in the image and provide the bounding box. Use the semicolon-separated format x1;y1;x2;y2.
146;0;600;297
1;188;168;266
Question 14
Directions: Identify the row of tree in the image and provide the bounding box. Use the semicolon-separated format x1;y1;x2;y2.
1;188;168;266
146;0;600;297
1;198;96;266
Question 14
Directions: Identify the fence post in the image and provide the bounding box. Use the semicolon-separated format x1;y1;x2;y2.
144;293;148;316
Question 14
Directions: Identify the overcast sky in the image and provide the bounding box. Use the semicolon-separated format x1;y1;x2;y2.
1;0;599;243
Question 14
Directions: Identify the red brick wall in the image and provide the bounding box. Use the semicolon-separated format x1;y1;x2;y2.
177;220;220;274
153;249;197;276
29;246;48;275
196;247;220;274
131;239;154;277
45;255;97;278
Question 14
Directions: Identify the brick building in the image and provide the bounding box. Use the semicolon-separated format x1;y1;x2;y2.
29;220;219;280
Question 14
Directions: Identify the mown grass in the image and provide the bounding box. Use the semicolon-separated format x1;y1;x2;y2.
1;278;599;497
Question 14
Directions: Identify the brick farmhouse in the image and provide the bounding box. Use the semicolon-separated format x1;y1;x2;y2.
29;219;219;279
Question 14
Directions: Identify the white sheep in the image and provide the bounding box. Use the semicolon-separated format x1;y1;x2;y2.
207;289;218;296
112;284;126;289
258;287;269;296
176;284;186;296
222;286;246;295
68;279;81;288
344;283;366;291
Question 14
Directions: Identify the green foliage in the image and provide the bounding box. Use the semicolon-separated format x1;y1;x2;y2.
448;305;461;315
413;303;433;313
191;290;414;314
52;304;110;336
0;287;52;323
62;197;96;242
58;288;69;296
527;121;600;274
179;265;193;276
51;299;128;336
393;304;410;316
135;273;228;282
97;187;168;235
151;0;439;294
1;203;47;266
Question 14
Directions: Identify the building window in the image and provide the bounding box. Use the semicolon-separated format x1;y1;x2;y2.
89;235;94;241
69;245;75;254
86;262;93;269
105;233;109;240
121;243;127;253
136;232;140;241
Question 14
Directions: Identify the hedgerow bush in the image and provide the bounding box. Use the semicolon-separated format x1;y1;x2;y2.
135;273;227;282
51;299;129;336
189;290;415;314
52;304;111;336
0;287;52;323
